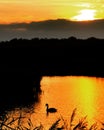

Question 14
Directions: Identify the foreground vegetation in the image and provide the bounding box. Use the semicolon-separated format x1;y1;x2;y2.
0;108;104;130
0;37;104;129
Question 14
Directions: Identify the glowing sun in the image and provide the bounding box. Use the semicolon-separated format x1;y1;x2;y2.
72;9;96;21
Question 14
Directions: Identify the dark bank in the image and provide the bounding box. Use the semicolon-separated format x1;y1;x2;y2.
0;37;104;112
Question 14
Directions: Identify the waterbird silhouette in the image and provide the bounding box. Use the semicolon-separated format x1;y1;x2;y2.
45;103;57;113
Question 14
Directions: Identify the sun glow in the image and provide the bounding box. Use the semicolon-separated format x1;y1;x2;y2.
0;1;104;24
72;9;96;21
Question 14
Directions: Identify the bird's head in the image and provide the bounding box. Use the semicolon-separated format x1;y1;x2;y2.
45;103;48;107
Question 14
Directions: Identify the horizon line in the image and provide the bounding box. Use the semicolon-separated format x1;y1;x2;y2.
0;36;103;42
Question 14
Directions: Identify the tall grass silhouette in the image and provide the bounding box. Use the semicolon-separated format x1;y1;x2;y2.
0;108;104;130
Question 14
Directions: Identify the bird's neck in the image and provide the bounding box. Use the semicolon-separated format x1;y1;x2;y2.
46;105;49;110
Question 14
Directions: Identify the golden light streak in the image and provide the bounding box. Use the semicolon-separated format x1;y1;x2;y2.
77;77;97;124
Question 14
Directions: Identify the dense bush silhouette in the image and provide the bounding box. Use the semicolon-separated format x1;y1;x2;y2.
0;37;104;111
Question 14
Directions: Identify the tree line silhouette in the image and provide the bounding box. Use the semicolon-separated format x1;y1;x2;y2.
0;37;103;75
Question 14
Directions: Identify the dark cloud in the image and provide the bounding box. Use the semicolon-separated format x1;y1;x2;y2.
0;19;104;41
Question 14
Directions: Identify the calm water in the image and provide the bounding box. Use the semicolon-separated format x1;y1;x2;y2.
6;76;104;129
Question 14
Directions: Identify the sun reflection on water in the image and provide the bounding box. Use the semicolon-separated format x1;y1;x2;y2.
77;77;97;124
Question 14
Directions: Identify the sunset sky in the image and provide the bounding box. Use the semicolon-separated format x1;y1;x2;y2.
0;0;104;24
0;0;104;41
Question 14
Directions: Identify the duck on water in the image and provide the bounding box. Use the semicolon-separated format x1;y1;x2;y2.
45;103;57;113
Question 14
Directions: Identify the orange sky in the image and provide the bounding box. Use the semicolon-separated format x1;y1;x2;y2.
0;0;104;24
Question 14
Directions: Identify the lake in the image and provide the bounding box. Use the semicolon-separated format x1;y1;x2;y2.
4;76;104;129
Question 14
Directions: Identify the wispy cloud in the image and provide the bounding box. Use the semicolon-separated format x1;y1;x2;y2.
74;3;91;7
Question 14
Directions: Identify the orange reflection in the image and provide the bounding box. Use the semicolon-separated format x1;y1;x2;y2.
41;76;98;123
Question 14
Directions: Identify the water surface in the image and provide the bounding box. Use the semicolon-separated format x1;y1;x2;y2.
6;76;104;129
